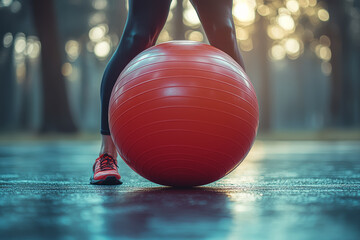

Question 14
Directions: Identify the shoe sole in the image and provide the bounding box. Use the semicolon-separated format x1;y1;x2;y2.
90;176;123;185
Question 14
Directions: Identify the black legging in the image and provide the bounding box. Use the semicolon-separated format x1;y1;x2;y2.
100;0;244;135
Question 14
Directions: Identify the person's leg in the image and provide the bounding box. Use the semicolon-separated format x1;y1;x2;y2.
99;0;172;157
190;0;245;70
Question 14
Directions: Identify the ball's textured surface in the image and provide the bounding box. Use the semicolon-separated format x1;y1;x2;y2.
109;41;259;187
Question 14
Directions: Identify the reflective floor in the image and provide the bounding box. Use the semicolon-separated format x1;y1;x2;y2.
0;140;359;240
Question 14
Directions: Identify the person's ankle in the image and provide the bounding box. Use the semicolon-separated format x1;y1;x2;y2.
100;135;117;158
99;151;117;159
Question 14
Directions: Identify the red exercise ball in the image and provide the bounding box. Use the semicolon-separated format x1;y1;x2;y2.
109;41;259;187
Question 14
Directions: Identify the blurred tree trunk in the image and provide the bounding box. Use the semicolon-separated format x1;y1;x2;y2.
328;0;360;127
258;17;271;132
31;0;77;133
0;45;15;131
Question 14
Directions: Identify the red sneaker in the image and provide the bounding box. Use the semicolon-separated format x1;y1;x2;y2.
90;154;122;185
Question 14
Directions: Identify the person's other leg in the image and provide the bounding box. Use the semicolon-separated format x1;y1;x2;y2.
99;0;172;157
190;0;245;70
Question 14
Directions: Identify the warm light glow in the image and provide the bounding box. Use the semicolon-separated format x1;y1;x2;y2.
3;32;13;48
26;36;41;59
92;0;107;10
318;9;329;21
183;8;200;27
267;25;285;40
14;34;26;53
170;0;177;10
286;0;300;13
319;35;331;47
321;62;332;76
239;38;253;52
257;4;270;16
157;30;172;43
89;24;108;42
236;27;249;40
94;40;111;58
277;14;295;31
284;38;300;55
167;11;173;22
16;62;26;84
319;46;331;61
299;0;310;8
309;0;317;7
65;40;80;61
187;31;204;42
61;63;73;77
89;12;107;26
270;44;286;60
233;0;256;25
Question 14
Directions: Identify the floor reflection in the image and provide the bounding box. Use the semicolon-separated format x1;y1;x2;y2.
98;187;233;239
1;140;359;239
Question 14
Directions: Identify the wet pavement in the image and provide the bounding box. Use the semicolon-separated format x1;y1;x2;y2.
0;140;359;240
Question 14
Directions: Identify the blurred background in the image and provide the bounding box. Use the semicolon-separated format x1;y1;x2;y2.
0;0;359;139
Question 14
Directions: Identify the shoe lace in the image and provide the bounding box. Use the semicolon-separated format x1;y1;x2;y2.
99;154;118;171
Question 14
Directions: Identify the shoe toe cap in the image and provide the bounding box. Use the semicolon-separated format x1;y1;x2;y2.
94;170;121;180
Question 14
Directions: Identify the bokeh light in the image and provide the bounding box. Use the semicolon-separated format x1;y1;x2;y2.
0;0;13;7
321;61;332;76
236;27;249;40
14;33;26;54
187;30;204;42
26;36;41;59
286;0;300;13
257;4;271;17
317;9;329;21
3;32;13;48
267;25;285;40
91;0;107;10
157;30;172;43
65;40;80;61
61;62;73;77
277;14;295;32
9;0;21;13
270;44;286;60
94;40;110;58
284;38;300;55
183;5;200;27
233;0;256;25
89;24;108;42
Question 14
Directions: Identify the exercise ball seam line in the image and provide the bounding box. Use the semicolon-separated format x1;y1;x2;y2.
138;153;228;177
120;128;248;164
110;104;257;152
111;76;258;114
122;57;248;83
146;159;218;178
116;119;255;155
124;56;243;80
150;166;214;185
110;85;259;122
135;40;242;68
114;70;255;102
113;67;255;98
111;83;257;123
110;102;257;144
147;170;211;187
120;144;236;170
123;51;244;74
110;107;256;154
